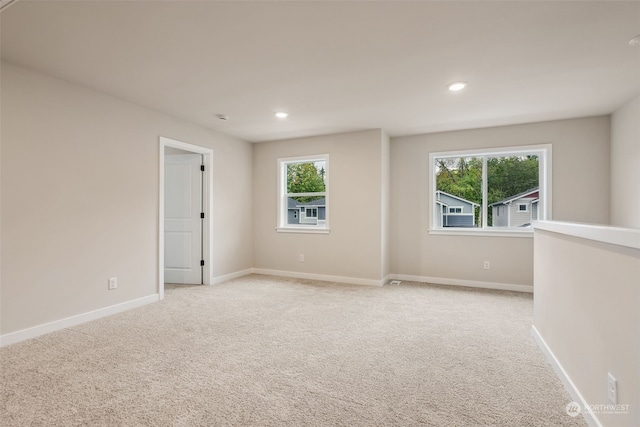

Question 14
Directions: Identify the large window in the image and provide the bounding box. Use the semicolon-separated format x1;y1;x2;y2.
429;145;551;234
277;154;329;233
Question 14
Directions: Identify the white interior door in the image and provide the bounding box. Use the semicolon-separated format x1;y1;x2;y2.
164;154;203;284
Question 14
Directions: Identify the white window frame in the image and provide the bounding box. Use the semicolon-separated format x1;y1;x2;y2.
429;144;552;237
277;154;330;234
448;206;463;214
517;203;529;212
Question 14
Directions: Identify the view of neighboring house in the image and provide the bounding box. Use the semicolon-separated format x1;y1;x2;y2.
489;187;539;227
435;190;479;227
288;197;326;225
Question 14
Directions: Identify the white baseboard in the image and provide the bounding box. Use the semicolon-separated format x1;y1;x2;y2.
252;268;385;287
0;294;159;348
389;273;533;293
234;270;527;291
531;325;601;427
210;268;254;285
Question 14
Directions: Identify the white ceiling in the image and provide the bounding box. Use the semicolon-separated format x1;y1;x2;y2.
2;0;639;143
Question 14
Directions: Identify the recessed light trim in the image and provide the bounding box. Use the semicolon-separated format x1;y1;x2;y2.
448;81;468;92
275;112;289;119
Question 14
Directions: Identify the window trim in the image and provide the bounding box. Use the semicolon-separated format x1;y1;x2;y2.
277;154;330;234
428;144;552;237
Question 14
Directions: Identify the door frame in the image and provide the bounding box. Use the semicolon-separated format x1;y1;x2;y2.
159;136;213;299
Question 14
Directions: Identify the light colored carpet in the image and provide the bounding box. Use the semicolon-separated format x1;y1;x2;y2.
1;275;586;426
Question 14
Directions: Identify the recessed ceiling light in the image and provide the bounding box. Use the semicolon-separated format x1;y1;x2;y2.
630;34;640;47
448;81;468;92
275;112;289;119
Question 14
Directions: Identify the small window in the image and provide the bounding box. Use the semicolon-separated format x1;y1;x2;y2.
278;154;329;233
518;204;528;212
448;207;463;214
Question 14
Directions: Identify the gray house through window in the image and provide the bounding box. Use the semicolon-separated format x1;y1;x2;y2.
287;197;326;225
435;191;479;227
489;187;539;227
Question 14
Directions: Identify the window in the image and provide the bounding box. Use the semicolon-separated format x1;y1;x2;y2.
429;144;551;234
278;154;329;233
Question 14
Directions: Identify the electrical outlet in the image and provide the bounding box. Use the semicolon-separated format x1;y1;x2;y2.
607;372;617;404
299;254;305;262
108;277;118;290
483;261;490;270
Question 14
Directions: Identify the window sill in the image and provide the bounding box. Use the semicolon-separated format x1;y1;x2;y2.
277;227;331;235
428;228;533;238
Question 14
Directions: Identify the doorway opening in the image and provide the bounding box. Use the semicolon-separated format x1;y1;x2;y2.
159;137;213;300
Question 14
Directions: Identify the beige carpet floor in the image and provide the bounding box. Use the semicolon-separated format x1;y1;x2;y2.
1;274;586;426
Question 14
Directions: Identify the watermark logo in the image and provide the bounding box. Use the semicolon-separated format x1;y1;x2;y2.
565;401;630;417
566;401;581;417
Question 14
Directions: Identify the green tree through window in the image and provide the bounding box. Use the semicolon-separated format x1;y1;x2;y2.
435;152;542;228
287;162;325;203
278;154;329;232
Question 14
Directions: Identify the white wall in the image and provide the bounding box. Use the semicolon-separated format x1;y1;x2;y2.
533;223;640;427
381;130;391;280
0;62;253;335
611;96;640;229
390;116;611;287
252;129;390;284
